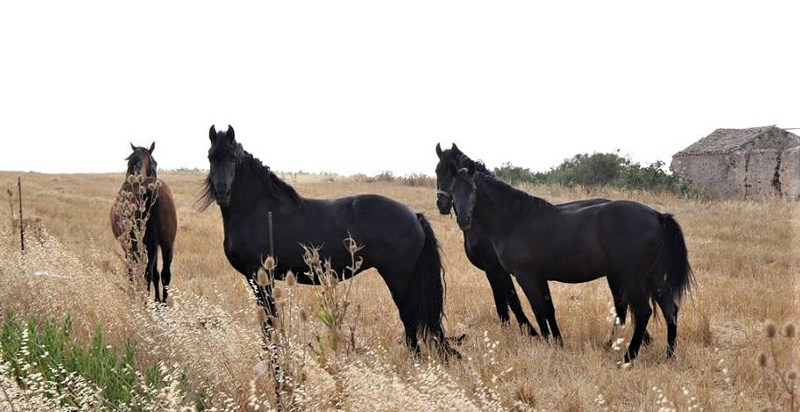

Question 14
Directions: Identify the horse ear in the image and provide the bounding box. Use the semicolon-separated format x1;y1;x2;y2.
452;143;460;154
209;125;217;142
435;143;443;158
227;125;235;142
130;142;136;152
148;142;155;154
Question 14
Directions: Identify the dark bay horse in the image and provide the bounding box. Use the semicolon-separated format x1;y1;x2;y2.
110;142;178;303
449;159;693;362
434;144;632;342
199;125;458;358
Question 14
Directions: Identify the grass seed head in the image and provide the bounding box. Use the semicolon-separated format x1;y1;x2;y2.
781;322;796;339
757;351;768;368
765;321;777;339
787;369;798;382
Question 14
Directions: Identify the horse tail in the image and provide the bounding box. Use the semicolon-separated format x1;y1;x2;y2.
412;213;454;356
658;213;694;302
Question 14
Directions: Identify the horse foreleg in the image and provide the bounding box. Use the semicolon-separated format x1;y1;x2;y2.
147;243;160;303
160;245;173;304
541;282;563;345
487;268;538;337
513;271;553;340
484;269;511;323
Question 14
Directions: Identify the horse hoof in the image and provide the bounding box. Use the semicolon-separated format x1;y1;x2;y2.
614;361;632;370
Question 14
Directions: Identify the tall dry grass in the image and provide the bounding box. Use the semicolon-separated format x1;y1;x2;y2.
0;170;797;411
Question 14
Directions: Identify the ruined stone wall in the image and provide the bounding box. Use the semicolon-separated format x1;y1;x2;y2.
744;149;781;198
779;146;800;200
672;129;800;199
671;153;744;198
673;148;800;199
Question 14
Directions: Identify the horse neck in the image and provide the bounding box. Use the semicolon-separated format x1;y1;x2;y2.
226;159;302;217
470;182;512;238
472;175;555;237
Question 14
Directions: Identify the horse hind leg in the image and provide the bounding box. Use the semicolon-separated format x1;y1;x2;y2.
654;291;679;359
622;297;653;364
606;276;652;348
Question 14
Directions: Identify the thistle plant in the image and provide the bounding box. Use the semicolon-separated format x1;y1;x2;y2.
111;176;160;299
757;320;798;412
302;236;363;355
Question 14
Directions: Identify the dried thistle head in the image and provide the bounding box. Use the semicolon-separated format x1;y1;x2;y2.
782;322;796;339
273;287;284;301
757;351;768;368
256;269;269;287
127;175;136;184
285;271;297;287
264;255;276;271
765;321;777;339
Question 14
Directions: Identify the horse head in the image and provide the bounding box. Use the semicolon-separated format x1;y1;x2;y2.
434;143;466;215
451;158;477;230
126;142;157;178
206;125;238;206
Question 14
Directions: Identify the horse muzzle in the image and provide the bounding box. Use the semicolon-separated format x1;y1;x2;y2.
215;189;231;206
436;190;452;215
457;216;472;230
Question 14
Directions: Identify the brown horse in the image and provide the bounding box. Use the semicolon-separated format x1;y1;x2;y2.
110;142;178;303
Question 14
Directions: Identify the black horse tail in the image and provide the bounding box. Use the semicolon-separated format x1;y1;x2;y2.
659;213;694;302
413;214;456;357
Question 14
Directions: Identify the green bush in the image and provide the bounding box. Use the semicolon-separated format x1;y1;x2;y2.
494;151;689;194
0;311;187;410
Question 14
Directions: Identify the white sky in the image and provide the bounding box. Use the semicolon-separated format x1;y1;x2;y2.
1;1;798;176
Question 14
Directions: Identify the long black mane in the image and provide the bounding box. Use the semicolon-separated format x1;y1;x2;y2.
199;145;303;211
473;168;558;218
450;147;492;176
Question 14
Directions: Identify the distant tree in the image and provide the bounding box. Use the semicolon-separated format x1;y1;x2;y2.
493;151;689;194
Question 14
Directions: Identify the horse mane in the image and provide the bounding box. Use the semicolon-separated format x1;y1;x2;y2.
474;172;557;217
198;144;303;211
450;148;493;176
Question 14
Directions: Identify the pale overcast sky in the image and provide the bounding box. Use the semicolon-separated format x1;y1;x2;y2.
1;1;798;175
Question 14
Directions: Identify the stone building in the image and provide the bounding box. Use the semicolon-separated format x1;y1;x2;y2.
671;126;800;199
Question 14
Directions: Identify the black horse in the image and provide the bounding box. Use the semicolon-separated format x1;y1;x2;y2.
434;144;650;344
200;125;458;358
110;143;178;303
448;160;692;362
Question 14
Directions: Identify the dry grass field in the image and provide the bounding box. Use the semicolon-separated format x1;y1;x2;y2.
0;169;797;411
